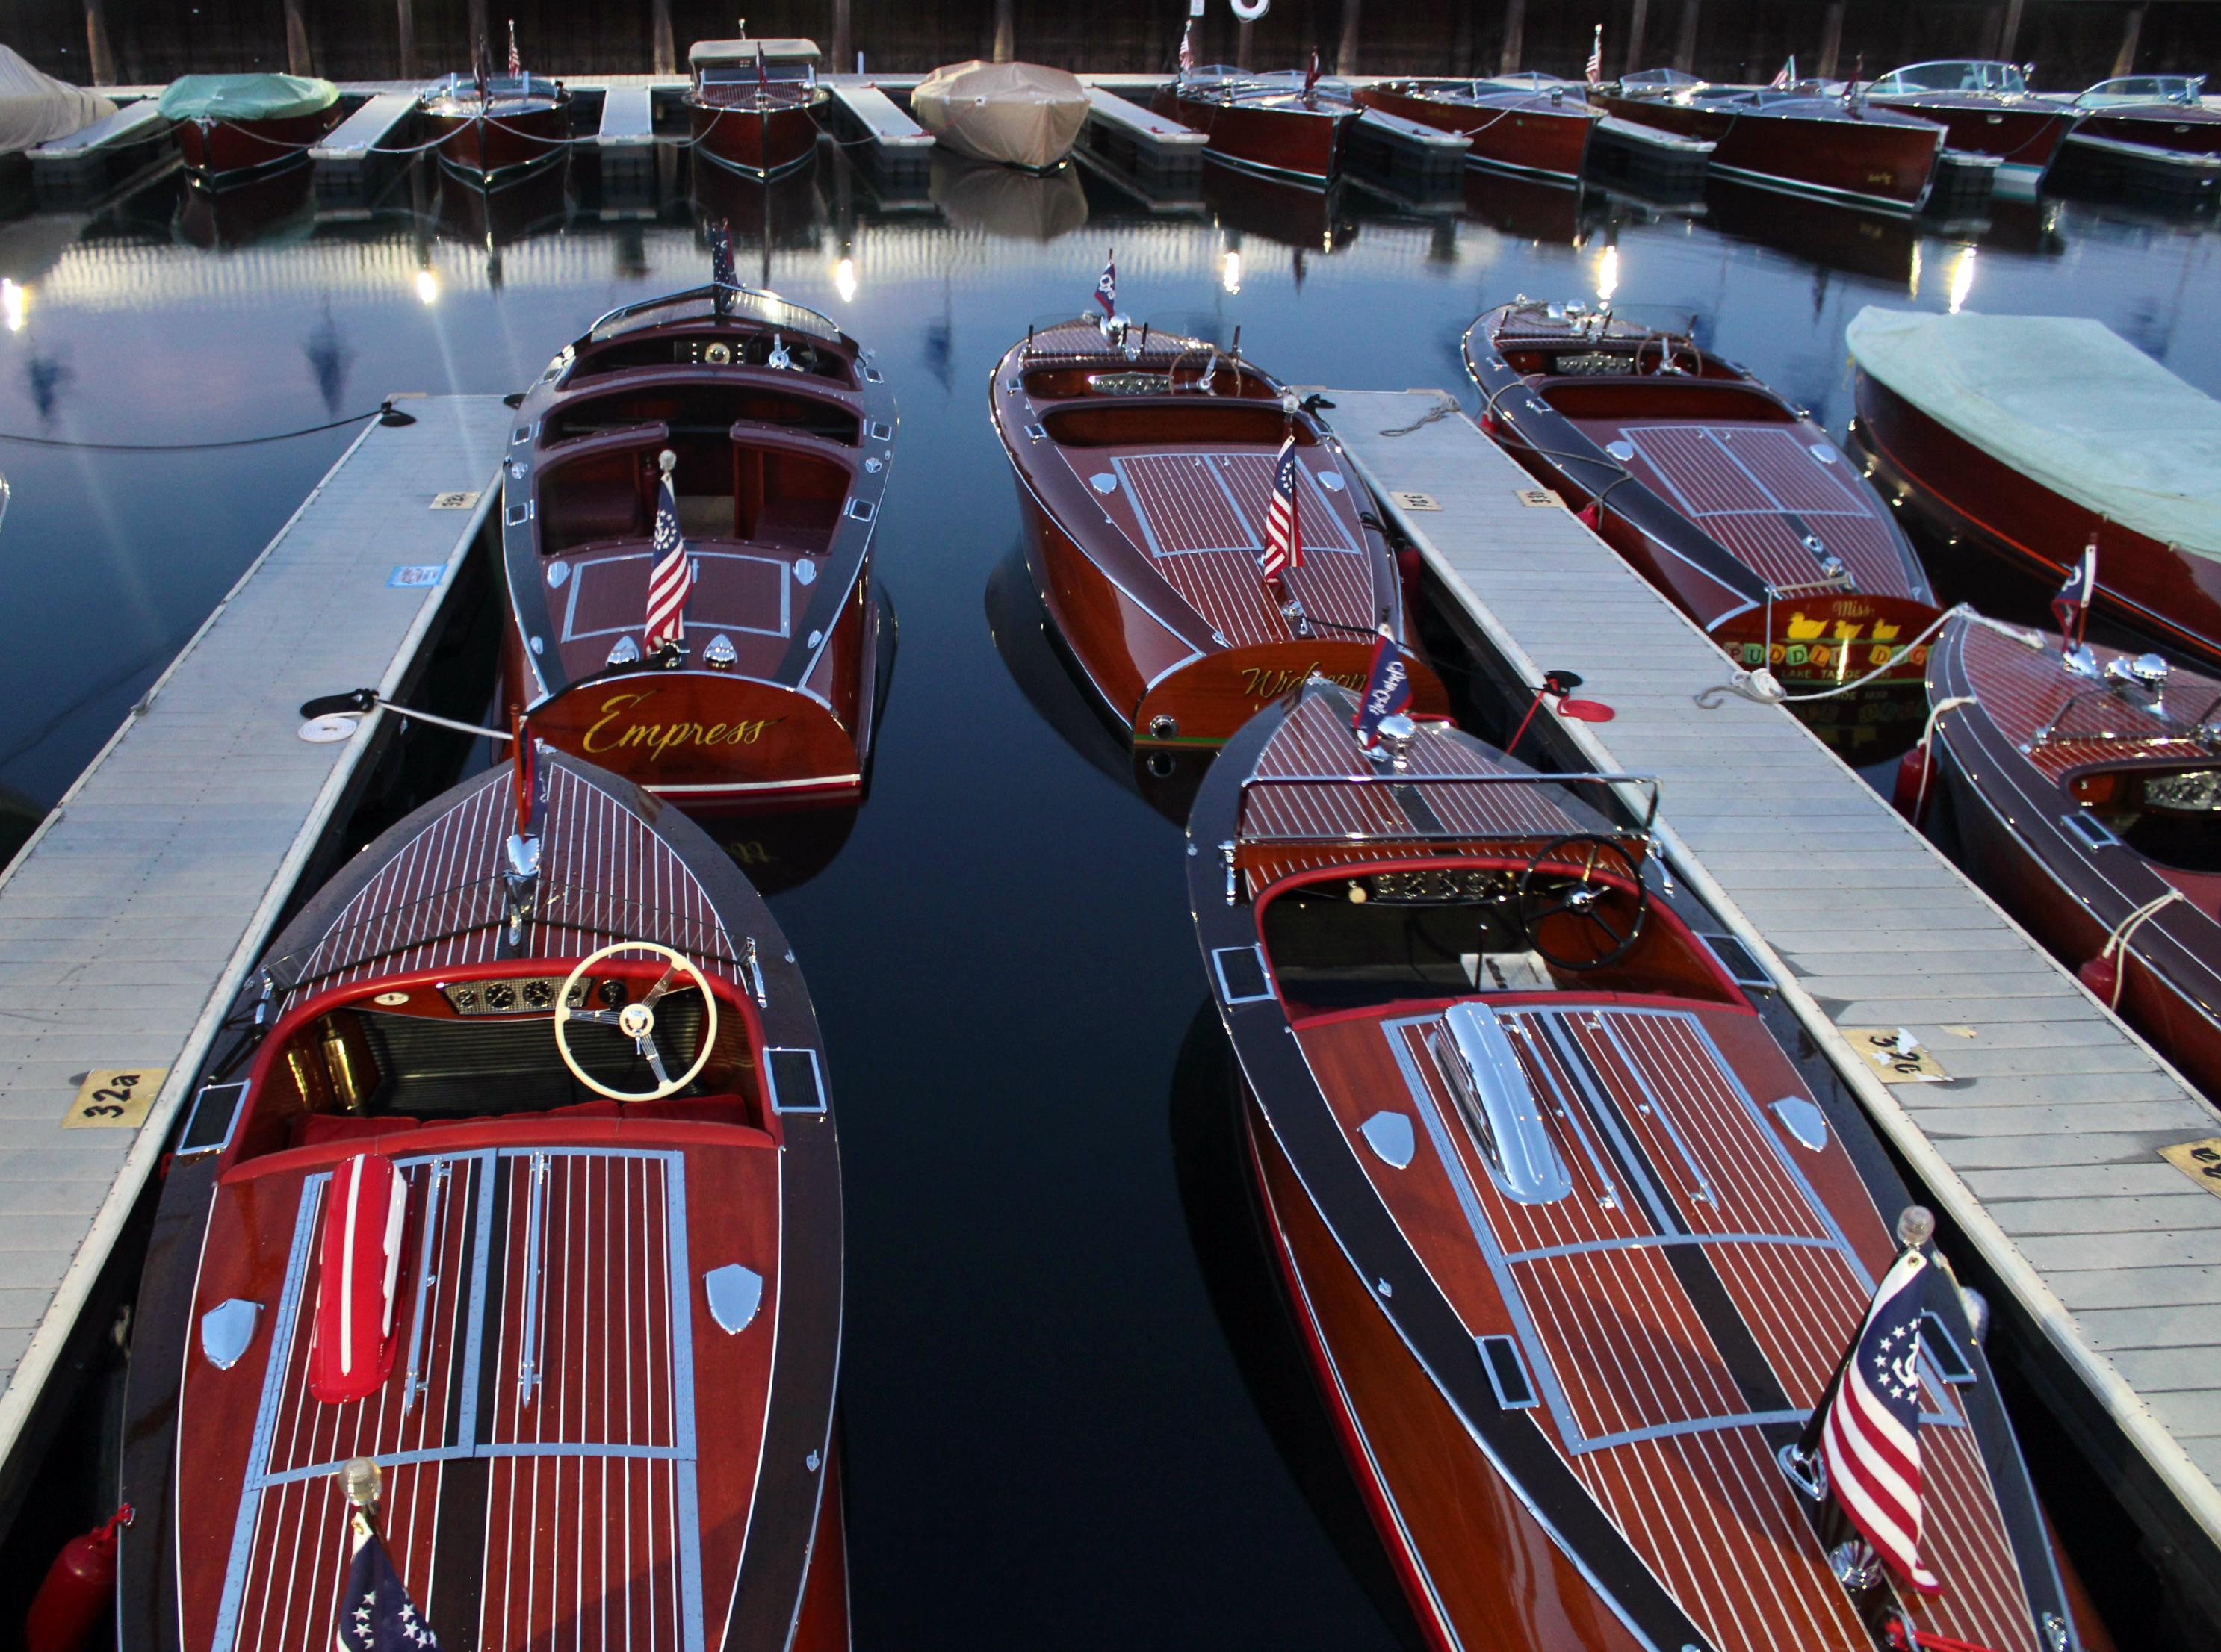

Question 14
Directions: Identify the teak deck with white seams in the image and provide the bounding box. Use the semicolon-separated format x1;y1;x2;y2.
0;396;509;1474
1313;389;2221;1565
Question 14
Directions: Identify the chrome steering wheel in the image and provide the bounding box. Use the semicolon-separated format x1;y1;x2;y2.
554;940;719;1101
1516;835;1650;970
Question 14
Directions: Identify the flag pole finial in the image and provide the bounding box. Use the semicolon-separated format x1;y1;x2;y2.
659;449;678;477
342;1456;382;1514
1896;1205;1936;1249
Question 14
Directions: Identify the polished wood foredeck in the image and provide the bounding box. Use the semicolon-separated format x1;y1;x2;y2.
0;397;509;1482
1315;387;2221;1592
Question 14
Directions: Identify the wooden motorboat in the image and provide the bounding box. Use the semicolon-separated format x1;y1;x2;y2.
420;71;573;181
1153;64;1362;184
1913;613;2221;1097
991;312;1447;749
499;279;895;813
1862;60;2078;196
1595;69;1944;213
115;745;849;1652
1189;677;2101;1652
1847;307;2221;671
2060;75;2221;199
685;37;827;179
1353;76;1599;181
158;73;343;182
1466;299;1943;701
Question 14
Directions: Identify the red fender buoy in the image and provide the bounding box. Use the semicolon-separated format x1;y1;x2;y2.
2078;951;2122;1007
26;1505;131;1652
1892;741;1932;825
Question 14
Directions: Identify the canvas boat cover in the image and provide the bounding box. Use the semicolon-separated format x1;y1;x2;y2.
912;60;1089;170
0;45;114;156
155;74;338;122
1847;307;2221;558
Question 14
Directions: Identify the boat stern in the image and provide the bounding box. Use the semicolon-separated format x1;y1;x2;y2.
1133;640;1448;748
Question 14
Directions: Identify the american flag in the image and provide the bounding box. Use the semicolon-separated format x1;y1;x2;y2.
1812;1246;1942;1595
332;1515;440;1651
2054;537;2098;645
708;219;737;290
1261;432;1304;581
1094;248;1117;318
1769;55;1797;89
1354;630;1413;747
1179;19;1195;74
645;459;692;653
1585;25;1603;87
507;19;521;78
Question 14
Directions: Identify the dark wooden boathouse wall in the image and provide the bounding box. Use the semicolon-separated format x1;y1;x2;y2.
13;0;2221;87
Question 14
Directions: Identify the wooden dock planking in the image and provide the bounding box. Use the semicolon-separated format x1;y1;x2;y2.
1315;388;2221;1597
0;397;509;1482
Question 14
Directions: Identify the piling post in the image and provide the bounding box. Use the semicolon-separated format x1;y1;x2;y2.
2110;3;2146;78
831;0;852;74
1816;1;1843;79
992;0;1014;63
284;0;313;75
1625;0;1650;75
469;0;489;62
84;0;116;87
652;0;677;75
1499;0;1525;74
396;0;417;79
1673;0;1700;74
1338;0;1361;75
1998;0;2026;62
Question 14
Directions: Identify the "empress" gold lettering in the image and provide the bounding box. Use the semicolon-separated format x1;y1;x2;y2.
581;692;784;761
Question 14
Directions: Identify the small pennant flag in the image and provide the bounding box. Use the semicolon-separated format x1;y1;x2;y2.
1811;1246;1943;1595
472;35;490;103
507;19;521;78
332;1515;441;1651
1770;54;1797;89
1585;25;1604;87
645;459;692;653
1304;46;1322;96
1094;248;1117;318
1261;432;1304;581
2053;537;2097;645
1354;630;1414;748
708;218;737;290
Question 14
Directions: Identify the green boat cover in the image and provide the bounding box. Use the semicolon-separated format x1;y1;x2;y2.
157;74;338;122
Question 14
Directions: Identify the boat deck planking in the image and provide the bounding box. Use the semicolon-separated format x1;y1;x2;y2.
1310;388;2221;1583
0;396;509;1488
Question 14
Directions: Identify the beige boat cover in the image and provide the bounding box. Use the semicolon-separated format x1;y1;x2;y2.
911;60;1089;170
0;46;114;157
1847;307;2221;559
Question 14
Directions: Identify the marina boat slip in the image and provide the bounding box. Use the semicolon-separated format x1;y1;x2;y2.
1862;62;2078;196
1351;76;1599;181
685;37;828;179
116;745;849;1652
499;277;895;813
158;74;344;183
419;25;574;184
1188;679;2099;1652
1847;308;2221;671
1912;612;2221;1100
2061;76;2221;198
1595;70;1945;213
1466;300;1942;714
1154;62;1362;184
991;306;1447;751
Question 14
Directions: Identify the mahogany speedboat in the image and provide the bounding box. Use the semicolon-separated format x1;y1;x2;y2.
1863;60;2078;196
420;31;573;183
1910;613;2221;1097
991;309;1446;750
1595;69;1945;213
157;73;344;183
499;276;895;813
1466;299;1943;701
1189;678;2100;1652
685;37;827;178
115;744;849;1652
1847;306;2221;671
1154;63;1361;184
2060;75;2221;198
1352;76;1599;181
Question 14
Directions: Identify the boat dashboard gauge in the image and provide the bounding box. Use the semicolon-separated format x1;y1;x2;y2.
1088;371;1171;395
1353;869;1518;904
440;975;596;1016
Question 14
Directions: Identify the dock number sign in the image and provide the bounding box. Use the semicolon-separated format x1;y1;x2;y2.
63;1066;167;1129
1840;1027;1948;1084
2161;1137;2221;1200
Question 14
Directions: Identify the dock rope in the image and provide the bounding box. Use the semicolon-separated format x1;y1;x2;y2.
2092;889;2188;1011
1904;694;1977;819
0;401;408;452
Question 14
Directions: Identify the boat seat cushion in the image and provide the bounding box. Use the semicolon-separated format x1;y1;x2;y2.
292;1114;421;1148
628;1093;751;1127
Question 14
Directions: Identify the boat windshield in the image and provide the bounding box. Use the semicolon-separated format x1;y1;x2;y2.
1874;60;2028;96
1620;68;1705;91
587;284;843;344
2078;75;2203;106
423;72;563;103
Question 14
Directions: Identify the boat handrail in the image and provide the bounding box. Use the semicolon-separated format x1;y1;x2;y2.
1234;769;1661;839
586;283;843;346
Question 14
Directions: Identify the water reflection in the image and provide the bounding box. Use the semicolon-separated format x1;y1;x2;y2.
929;152;1088;240
173;165;319;251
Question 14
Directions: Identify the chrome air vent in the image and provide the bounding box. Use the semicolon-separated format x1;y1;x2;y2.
1428;1004;1572;1204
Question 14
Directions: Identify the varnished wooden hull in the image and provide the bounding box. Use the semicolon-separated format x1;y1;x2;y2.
1593;93;1940;211
423;96;573;178
171;105;343;180
1852;366;2221;671
688;95;825;178
1153;87;1357;182
1863;96;2073;190
1354;83;1595;180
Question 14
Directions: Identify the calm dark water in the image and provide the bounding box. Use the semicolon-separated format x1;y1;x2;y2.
0;143;2215;1646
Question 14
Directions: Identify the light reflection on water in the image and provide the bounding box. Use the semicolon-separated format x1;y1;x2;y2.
0;144;2211;1645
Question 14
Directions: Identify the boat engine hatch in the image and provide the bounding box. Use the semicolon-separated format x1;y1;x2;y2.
1426;1002;1573;1205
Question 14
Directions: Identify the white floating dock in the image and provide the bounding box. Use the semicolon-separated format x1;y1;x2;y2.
596;85;656;153
1082;86;1206;182
28;100;170;198
1589;113;1712;190
823;81;935;185
0;397;509;1488
1313;388;2221;1603
1351;106;1470;191
310;90;416;164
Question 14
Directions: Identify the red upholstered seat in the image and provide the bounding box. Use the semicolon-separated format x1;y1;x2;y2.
628;1093;750;1127
548;1099;622;1118
292;1114;421;1149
